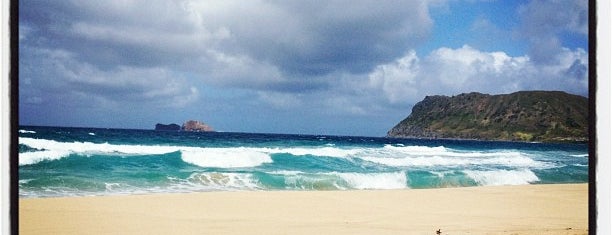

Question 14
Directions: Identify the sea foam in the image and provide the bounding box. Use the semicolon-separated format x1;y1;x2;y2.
270;146;360;158
19;137;178;165
332;172;407;189
380;144;526;158
185;172;260;190
269;171;407;190
570;154;589;158
358;145;547;168
19;150;72;165
19;137;548;169
19;137;360;167
360;154;541;168
181;148;273;168
19;137;273;168
463;169;539;186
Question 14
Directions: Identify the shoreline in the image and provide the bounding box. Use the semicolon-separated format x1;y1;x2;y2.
20;183;588;234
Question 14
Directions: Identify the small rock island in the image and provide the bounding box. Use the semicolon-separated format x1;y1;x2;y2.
182;120;214;132
155;120;214;132
387;91;588;142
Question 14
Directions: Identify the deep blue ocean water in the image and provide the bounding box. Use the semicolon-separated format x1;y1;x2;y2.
18;126;589;198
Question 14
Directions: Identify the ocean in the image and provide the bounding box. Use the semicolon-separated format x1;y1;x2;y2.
18;126;589;198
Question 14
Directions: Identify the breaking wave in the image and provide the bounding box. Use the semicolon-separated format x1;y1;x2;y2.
19;137;549;169
181;148;272;168
463;169;540;186
266;171;407;190
19;137;273;168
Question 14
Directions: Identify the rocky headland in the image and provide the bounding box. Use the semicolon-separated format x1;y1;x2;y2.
387;91;588;142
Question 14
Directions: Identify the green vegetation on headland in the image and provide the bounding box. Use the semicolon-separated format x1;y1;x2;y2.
387;91;588;143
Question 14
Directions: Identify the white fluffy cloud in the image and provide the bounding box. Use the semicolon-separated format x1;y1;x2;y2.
367;45;587;105
368;51;421;103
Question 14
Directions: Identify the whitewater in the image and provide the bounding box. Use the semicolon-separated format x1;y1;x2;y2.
18;126;588;198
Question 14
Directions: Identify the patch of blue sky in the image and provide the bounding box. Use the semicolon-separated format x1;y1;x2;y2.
558;32;589;51
417;0;528;57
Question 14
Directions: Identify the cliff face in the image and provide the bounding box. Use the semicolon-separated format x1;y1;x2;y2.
387;91;588;142
182;120;214;132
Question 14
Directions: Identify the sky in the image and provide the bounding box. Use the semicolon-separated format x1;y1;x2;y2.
19;0;589;137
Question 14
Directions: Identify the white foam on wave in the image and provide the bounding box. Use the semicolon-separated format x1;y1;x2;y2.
572;163;588;167
19;129;36;134
271;170;408;190
19;179;34;185
104;182;123;191
181;148;272;168
19;137;364;167
357;145;549;168
429;170;456;178
360;154;541;168
331;172;407;189
382;145;448;155
269;146;360;158
570;154;588;158
135;173;262;194
269;170;304;175
24;173;261;197
19;137;178;165
19;137;273;168
380;144;525;158
19;137;549;171
19;150;71;165
184;172;260;190
20;137;177;155
463;169;539;186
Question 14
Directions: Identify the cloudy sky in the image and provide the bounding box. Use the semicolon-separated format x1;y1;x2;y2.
19;0;589;136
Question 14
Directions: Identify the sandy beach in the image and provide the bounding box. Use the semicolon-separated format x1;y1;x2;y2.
20;183;588;235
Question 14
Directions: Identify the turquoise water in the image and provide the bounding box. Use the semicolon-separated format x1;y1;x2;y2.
18;126;589;198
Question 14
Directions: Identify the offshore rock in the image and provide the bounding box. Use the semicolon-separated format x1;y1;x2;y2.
387;91;588;143
182;120;214;132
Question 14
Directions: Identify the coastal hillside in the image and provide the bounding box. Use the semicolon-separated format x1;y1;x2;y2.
387;91;588;142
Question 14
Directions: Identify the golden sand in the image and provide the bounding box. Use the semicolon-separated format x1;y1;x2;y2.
20;183;588;235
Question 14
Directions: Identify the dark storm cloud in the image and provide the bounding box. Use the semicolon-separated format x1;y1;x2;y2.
20;0;434;83
20;0;215;69
19;45;199;109
222;1;433;76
